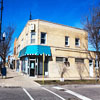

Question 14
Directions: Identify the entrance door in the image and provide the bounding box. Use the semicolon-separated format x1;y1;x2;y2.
89;60;93;77
30;60;35;76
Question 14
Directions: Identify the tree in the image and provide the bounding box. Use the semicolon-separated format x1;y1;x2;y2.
76;63;85;80
0;26;15;67
83;4;100;77
58;61;70;82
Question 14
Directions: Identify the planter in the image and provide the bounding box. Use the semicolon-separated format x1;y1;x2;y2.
60;78;64;82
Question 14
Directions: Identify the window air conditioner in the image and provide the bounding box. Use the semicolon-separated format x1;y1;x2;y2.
30;24;35;30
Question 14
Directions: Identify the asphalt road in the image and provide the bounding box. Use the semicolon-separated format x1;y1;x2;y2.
0;85;100;100
0;87;62;100
44;84;100;100
0;87;29;100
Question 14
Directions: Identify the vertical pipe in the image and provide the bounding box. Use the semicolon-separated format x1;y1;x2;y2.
37;57;38;76
43;53;44;84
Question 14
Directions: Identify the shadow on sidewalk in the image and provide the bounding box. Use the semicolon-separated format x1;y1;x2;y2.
5;77;14;79
0;76;14;79
0;75;23;79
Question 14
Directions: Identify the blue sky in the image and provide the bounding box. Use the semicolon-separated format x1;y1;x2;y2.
1;0;100;52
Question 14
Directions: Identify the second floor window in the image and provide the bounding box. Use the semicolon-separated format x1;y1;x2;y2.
17;45;20;54
41;32;46;44
31;31;35;43
26;33;28;44
21;39;23;48
75;38;80;46
65;36;69;46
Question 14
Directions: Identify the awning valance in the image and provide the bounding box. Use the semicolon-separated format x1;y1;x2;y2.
19;45;51;58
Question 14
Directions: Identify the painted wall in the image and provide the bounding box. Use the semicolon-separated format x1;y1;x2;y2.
14;19;96;78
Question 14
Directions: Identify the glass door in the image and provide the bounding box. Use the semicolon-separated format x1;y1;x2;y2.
30;60;35;76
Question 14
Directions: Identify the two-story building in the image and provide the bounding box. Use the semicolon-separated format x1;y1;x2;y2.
13;19;97;79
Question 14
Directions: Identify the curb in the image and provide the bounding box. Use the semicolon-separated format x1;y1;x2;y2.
33;81;41;87
0;85;21;88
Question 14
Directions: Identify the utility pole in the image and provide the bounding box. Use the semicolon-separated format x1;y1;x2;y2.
0;0;3;41
0;0;3;67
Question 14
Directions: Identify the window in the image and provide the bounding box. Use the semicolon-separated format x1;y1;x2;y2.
89;60;93;66
17;45;20;53
26;33;28;44
31;31;35;43
75;38;80;46
56;57;63;62
65;36;69;46
41;32;46;44
95;60;98;68
95;60;99;68
75;58;84;63
21;39;23;48
56;57;68;62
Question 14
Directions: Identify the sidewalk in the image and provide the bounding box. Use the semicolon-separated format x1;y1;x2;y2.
0;68;40;88
0;68;99;88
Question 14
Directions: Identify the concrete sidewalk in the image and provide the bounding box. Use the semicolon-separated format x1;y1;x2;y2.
0;68;98;88
0;68;40;88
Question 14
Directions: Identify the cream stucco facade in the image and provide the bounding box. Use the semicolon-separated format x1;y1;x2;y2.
13;19;97;79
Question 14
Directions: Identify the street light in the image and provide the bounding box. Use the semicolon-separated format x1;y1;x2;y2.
0;32;6;42
2;32;6;41
0;32;6;78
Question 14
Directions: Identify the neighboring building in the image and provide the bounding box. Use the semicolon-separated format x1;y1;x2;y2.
13;19;98;78
8;55;14;69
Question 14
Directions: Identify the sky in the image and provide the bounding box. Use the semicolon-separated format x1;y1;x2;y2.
1;0;100;52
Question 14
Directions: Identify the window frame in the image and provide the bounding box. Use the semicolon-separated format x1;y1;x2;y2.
31;31;36;44
75;38;80;46
26;33;28;44
65;36;69;46
56;57;68;62
21;39;23;48
40;32;47;44
75;58;84;63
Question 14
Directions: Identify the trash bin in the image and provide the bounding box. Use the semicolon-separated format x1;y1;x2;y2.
1;67;6;76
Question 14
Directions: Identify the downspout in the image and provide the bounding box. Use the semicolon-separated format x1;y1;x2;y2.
37;19;39;45
37;19;39;76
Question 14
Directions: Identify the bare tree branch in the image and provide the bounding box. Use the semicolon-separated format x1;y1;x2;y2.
82;3;100;78
0;26;15;67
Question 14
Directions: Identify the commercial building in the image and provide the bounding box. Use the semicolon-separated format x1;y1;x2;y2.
13;19;98;79
8;55;14;69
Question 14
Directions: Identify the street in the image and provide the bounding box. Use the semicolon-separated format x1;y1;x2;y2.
0;86;80;100
0;85;100;100
0;69;100;100
0;87;62;100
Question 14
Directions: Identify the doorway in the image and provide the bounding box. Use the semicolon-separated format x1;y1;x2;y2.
30;60;35;76
89;60;93;77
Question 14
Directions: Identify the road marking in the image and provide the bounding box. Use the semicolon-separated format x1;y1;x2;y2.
65;90;92;100
53;86;92;100
23;88;34;100
42;87;66;100
53;86;64;90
